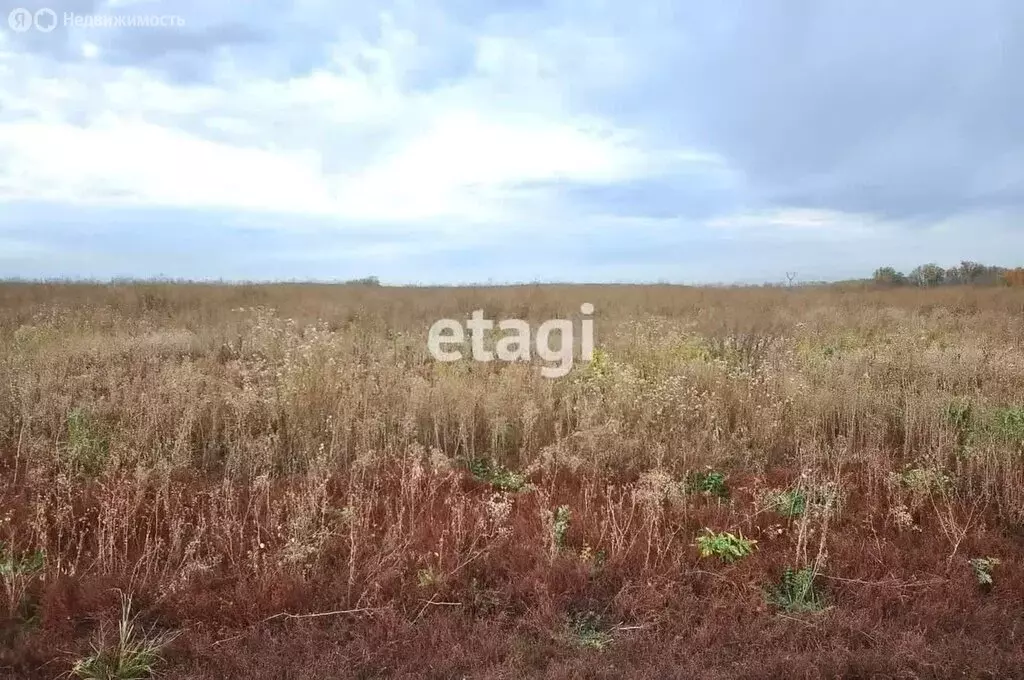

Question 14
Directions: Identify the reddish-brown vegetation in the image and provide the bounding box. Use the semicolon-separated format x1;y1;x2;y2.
2;282;1024;678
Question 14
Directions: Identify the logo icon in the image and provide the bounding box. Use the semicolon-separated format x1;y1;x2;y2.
7;7;32;32
34;8;57;32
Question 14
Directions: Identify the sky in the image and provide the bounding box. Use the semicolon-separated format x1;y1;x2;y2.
0;0;1022;284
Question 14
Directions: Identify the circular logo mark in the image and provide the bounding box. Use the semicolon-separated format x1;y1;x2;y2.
34;8;57;32
7;7;33;32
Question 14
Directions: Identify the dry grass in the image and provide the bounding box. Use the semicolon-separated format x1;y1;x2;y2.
1;281;1024;678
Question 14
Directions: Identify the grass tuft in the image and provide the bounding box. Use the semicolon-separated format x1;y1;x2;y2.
69;593;178;680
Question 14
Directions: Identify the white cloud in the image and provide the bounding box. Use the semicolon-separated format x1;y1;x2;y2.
0;117;337;212
0;11;718;227
0;89;656;222
332;110;650;222
1;0;1020;284
706;208;880;240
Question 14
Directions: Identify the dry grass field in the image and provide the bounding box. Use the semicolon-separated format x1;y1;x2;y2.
2;281;1024;678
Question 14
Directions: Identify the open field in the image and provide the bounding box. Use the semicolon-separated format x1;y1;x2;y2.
2;282;1024;678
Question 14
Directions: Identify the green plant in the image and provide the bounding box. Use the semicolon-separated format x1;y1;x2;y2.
565;610;613;650
467;458;529;492
65;407;110;477
946;399;973;432
894;464;951;496
969;557;1000;588
695;528;756;563
946;399;976;453
767;489;807;517
767;565;826;613
991;406;1024;443
551;505;571;552
578;347;614;385
687;469;728;498
0;542;45;578
0;542;46;619
70;593;178;680
701;331;777;371
670;336;713;363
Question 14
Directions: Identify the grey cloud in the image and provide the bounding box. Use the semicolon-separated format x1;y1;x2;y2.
520;174;741;221
4;0;1023;230
101;22;265;61
607;0;1024;220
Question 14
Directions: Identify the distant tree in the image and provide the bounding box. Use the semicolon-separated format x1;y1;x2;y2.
977;265;1008;285
873;267;907;286
953;261;984;284
947;261;1008;285
909;263;946;287
871;261;1019;287
345;276;381;286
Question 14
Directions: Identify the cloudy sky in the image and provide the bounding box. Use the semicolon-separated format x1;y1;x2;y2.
1;0;1021;284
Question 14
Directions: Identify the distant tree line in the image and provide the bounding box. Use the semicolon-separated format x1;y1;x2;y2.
343;276;382;286
873;262;1024;287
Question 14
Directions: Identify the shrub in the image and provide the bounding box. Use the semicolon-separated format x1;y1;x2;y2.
893;464;951;496
578;347;614;383
969;557;1000;589
767;489;808;517
565;610;613;650
551;505;572;551
65;407;109;477
946;399;973;432
766;566;826;613
0;543;45;578
686;469;728;499
991;406;1024;443
695;528;756;563
946;399;976;452
468;458;529;492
